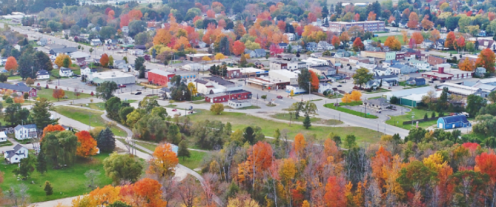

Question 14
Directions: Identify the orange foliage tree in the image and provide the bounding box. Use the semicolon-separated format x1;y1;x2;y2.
456;36;465;50
384;36;401;51
294;133;306;158
411;32;424;47
75;131;98;158
352;37;364;51
211;1;225;13
14;97;24;104
476;48;496;73
147;143;179;179
324;176;347;206
331;36;340;48
367;11;376;20
239;141;273;182
52;88;65;101
5;56;17;71
129;178;168;206
458;57;475;71
444;32;456;49
430;29;440;43
100;54;109;67
42;124;66;140
371;146;392;189
401;30;409;44
206;10;215;18
217;19;226;28
421;15;434;30
310;70;319;91
308;12;317;22
232;41;246;56
277;20;286;32
407;12;419;29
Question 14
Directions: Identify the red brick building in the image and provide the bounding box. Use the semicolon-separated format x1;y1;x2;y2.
427;56;447;66
205;90;252;103
147;69;175;86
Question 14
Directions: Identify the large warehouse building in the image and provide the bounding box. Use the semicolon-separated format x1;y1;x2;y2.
89;71;136;85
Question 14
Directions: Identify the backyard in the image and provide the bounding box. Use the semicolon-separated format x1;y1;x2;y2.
186;110;383;143
385;107;440;130
53;106;127;137
35;88;92;102
0;153;113;203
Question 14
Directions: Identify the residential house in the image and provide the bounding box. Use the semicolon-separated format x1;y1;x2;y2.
373;75;399;86
59;67;74;77
317;41;334;51
289;45;303;53
36;70;50;80
388;63;418;74
373;67;393;76
90;39;102;46
49;46;78;56
334;49;351;57
245;49;267;58
479;30;487;37
306;42;318;51
406;77;426;86
477;39;496;50
37;38;48;46
80;67;97;77
474;67;486;77
422;40;434;48
0;131;6;142
15;124;37;140
308;66;337;77
4;144;28;164
284;33;296;41
121;26;129;34
196;76;243;94
436;39;447;50
113;60;128;70
427;55;447;66
409;59;432;71
437;115;471;129
270;60;301;72
0;83;37;97
385;52;396;61
278;43;288;50
227;100;252;109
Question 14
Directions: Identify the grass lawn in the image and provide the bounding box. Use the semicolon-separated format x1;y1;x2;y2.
36;88;92;102
7;75;22;81
85;102;105;110
225;105;261;110
324;104;378;119
270;113;343;125
372;35;405;44
368;96;384;99
53;106;127;137
0;139;13;147
0;153;113;203
365;88;391;94
185;110;383;143
385;107;440;130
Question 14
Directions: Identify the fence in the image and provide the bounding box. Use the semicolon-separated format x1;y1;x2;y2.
402;117;438;125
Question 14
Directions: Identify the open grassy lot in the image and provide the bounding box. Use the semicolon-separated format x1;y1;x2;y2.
36;88;92;102
372;35;405;44
385;107;440;130
0;153;113;203
53;106;127;137
324;104;379;119
365;88;391;94
186;110;383;143
270;113;343;125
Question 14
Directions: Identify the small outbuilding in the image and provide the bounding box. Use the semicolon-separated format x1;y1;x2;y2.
437;115;471;129
4;144;28;164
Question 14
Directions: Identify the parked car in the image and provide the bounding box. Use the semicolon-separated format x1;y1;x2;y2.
135;92;142;95
337;85;342;87
119;84;126;88
277;95;283;99
172;109;177;112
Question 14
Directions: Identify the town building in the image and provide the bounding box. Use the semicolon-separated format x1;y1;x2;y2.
4;144;28;164
195;76;243;94
308;65;337;77
0;83;37;97
147;69;174;86
406;77;426;86
204;90;252;103
437;115;471;129
89;71;136;85
226;67;267;79
427;56;447;66
59;67;74;77
247;70;298;90
439;82;483;97
385;87;438;107
227;100;252;109
270;60;301;71
15;124;37;140
328;21;386;33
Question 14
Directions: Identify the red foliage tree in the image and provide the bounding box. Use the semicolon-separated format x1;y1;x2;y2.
206;10;215;18
277;20;286;32
475;152;496;182
100;53;109;67
354;13;360;21
42;124;66;140
232;41;246;56
52;89;65;101
269;44;283;56
352;37;364;51
309;70;319;91
444;32;456;49
331;36;340;48
324;176;347;206
308;12;317;22
476;48;496;73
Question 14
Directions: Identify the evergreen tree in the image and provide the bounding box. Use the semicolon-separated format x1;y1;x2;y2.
134;57;145;71
424;113;428;120
139;65;146;79
244;126;255;144
36;151;47;174
274;128;281;147
303;114;311;129
431;111;436;118
62;57;70;67
44;181;53;196
177;140;190;161
97;128;116;153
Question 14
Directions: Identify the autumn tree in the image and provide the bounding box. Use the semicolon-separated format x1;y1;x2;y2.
42;124;65;140
476;48;496;73
75;131;98;158
445;32;456;49
421;16;434;30
5;56;18;71
100;54;110;67
129;178;167;206
147;143;179;179
310;70;319;91
331;36;340;48
352;37;364;51
232;41;245;56
458;57;475;71
324;176;347;206
456;36;466;50
384;36;401;51
430;29;441;43
52;89;65;101
277;20;286;32
54;54;71;68
411;32;424;48
401;30;409;44
367;11;376;20
339;31;350;45
407;12;419;29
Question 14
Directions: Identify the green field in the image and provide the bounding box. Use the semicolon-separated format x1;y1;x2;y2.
54;106;127;137
0;153;113;203
324;104;379;119
186;110;383;143
385;107;440;130
372;35;405;44
270;113;343;125
36;88;92;102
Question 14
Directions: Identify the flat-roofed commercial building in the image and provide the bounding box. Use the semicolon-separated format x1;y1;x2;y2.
328;21;386;33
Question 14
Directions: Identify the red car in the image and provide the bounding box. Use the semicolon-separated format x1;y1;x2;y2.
277;95;283;99
172;109;177;112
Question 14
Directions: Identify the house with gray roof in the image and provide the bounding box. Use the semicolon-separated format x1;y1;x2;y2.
4;144;28;164
15;124;37;140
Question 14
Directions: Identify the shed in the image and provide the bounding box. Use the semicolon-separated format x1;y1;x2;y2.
437;115;471;129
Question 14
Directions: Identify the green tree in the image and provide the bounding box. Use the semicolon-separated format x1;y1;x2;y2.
344;135;357;149
177;140;191;161
167;124;181;144
352;68;374;88
139;65;146;78
405;127;427;143
108;201;132;207
105;97;122;121
42;131;78;168
36;151;47;174
274;128;281;147
62;57;70;68
96;81;118;100
108;55;114;66
12;156;35;179
103;152;144;184
397;161;437;193
99;26;117;40
0;73;7;83
488;90;496;103
303;113;311;129
32;98;56;130
134;57;145;71
44;181;53;196
244;126;256;144
119;107;135;124
466;94;487;117
297;68;311;92
97;128;116;153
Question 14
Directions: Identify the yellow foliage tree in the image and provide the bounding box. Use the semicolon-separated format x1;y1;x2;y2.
341;93;352;103
350;90;362;102
244;53;250;59
54;54;71;67
187;82;197;96
227;197;260;207
214;53;226;60
202;56;212;61
423;152;447;172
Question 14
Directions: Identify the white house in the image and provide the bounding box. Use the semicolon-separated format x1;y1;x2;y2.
121;26;129;34
59;67;74;77
409;59;432;71
36;70;50;80
15;124;37;140
4;144;28;164
0;131;7;142
284;33;295;41
128;49;144;56
227;100;252;109
90;39;102;46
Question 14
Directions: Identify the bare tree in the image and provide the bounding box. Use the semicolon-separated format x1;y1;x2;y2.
84;169;100;190
7;184;29;207
175;176;201;207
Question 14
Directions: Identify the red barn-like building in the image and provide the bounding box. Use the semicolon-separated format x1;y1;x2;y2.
147;69;175;86
205;90;252;103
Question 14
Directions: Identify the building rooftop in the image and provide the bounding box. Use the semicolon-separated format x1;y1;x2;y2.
204;76;235;86
148;69;173;77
